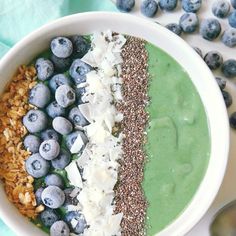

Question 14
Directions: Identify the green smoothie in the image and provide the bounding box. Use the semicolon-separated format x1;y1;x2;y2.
143;43;210;235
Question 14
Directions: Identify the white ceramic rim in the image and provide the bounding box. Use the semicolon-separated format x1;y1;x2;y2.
0;12;229;236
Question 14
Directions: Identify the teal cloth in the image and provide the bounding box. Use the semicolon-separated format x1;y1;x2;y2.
0;0;117;235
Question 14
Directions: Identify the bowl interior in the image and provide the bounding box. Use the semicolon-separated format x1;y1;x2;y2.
0;12;229;236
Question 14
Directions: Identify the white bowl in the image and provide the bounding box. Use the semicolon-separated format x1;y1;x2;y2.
0;12;229;236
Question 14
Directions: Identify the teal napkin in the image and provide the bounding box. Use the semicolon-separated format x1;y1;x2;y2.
0;0;116;235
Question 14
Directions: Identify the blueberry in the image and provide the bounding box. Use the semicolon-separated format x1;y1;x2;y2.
159;0;177;11
232;0;236;9
39;139;60;160
166;23;182;36
40;129;60;142
228;11;236;28
52;117;73;135
230;112;236;129
204;51;223;70
63;187;80;207
69;59;92;85
46;101;66;119
35;58;54;81
222;90;233;107
23;109;48;133
116;0;135;12
200;18;221;41
216;77;226;90
65;131;88;152
70;35;91;59
68;107;89;127
222;59;236;78
50;221;70;236
45;174;64;189
23;134;41;153
179;13;199;33
50;54;72;73
29;83;51;108
49;74;72;92
51;37;73;59
35;187;44;205
25;153;50;178
40;209;59;227
51;149;71;170
75;87;86;104
42;186;65;209
55;85;76;108
212;0;230;18
141;0;158;17
193;47;203;57
221;28;236;47
182;0;202;12
65;211;86;234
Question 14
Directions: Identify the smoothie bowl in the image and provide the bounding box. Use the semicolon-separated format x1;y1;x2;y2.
0;12;229;236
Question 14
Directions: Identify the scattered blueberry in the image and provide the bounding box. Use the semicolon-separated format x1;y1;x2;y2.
212;0;230;18
45;174;64;189
116;0;135;12
69;59;92;85
35;187;44;205
40;209;59;227
51;149;71;170
166;23;182;36
204;51;223;70
25;153;50;178
193;47;203;57
141;0;158;17
49;74;72;92
179;13;199;33
231;0;236;9
228;11;236;28
50;221;70;236
230;112;236;129
63;187;80;207
40;129;60;142
65;211;87;234
182;0;202;13
159;0;177;11
65;131;88;152
52;117;73;135
29;83;51;108
39;139;60;160
46;101;66;119
51;37;73;59
75;87;86;104
222;90;233;107
70;35;91;58
68;107;89;127
55;85;76;108
222;59;236;78
216;77;226;90
200;18;221;41
50;54;72;73
221;28;236;47
23;109;48;133
35;58;54;81
23;134;41;153
42;186;65;209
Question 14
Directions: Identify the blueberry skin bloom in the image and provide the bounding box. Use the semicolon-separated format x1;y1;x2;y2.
49;74;72;92
179;13;199;33
159;0;177;11
46;101;66;119
65;211;87;234
166;23;182;36
35;58;54;81
51;37;73;59
116;0;135;12
182;0;202;13
23;134;41;153
200;18;221;41
39;139;60;160
51;149;71;170
204;51;223;70
229;11;236;28
222;59;236;78
50;221;70;236
55;84;76;108
45;174;64;189
221;28;236;47
25;153;50;178
52;117;73;135
70;35;91;59
212;0;230;18
141;0;158;17
40;209;59;227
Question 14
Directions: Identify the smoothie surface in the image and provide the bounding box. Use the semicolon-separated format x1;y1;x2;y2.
143;43;210;235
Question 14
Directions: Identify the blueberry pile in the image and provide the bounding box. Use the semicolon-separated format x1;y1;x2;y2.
23;35;92;236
